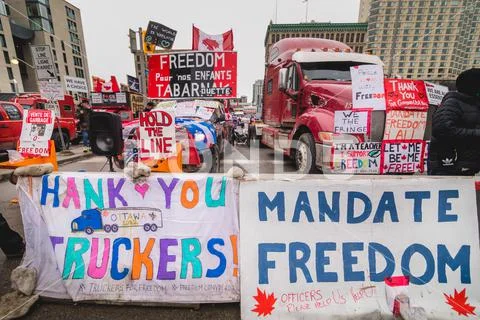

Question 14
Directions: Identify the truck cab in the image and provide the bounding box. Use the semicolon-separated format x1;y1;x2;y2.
262;38;383;173
13;94;77;151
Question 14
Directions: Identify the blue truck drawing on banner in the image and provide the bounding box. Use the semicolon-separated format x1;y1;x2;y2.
71;207;163;234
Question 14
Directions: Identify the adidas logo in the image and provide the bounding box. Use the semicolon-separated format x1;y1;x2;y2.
442;158;454;166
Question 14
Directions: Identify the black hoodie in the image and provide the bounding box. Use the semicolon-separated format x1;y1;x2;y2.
429;91;480;173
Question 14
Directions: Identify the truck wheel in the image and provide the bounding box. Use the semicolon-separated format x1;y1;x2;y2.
111;224;119;233
143;224;151;232
52;131;70;151
294;133;317;174
104;225;111;233
85;227;94;235
150;224;158;232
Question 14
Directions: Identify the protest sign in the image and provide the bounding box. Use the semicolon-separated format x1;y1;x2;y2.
18;109;55;156
139;109;176;159
351;64;386;110
384;79;429;111
148;51;237;99
145;21;177;49
127;75;140;93
380;140;425;174
17;173;240;302
39;80;65;101
383;110;427;140
333;110;370;135
64;76;88;93
239;177;480;319
425;82;449;106
31;45;56;80
331;142;381;174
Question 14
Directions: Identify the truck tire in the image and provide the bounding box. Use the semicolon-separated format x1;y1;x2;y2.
104;225;111;233
150;224;158;232
294;133;317;174
111;224;119;233
143;224;151;232
85;227;94;235
52;131;70;151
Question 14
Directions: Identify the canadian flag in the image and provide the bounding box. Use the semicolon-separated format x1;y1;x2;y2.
192;25;234;51
95;76;120;93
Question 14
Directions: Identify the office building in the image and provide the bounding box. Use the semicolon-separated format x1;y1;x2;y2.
363;0;480;81
358;0;371;23
252;79;263;114
264;22;368;63
0;0;90;97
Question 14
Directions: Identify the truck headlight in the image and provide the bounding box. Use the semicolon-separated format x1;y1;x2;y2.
194;133;206;142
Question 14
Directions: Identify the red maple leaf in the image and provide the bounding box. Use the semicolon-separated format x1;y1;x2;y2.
444;289;476;317
252;288;277;317
401;155;407;160
202;38;219;50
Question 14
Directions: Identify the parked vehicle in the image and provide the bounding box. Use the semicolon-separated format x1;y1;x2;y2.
257;38;383;173
71;207;163;234
90;92;142;124
12;94;77;151
233;122;249;145
0;102;23;152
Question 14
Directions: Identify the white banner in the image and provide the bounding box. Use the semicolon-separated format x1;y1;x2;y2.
351;65;386;111
18;109;55;156
64;76;89;93
18;173;240;302
240;178;480;319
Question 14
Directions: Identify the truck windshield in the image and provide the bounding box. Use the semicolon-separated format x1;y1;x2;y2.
301;62;372;81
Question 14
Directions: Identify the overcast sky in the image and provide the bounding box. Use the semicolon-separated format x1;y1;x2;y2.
68;0;361;100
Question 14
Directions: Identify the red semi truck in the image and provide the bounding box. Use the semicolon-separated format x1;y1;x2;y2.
259;38;383;173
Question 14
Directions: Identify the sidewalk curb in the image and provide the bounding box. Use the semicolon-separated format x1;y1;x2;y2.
0;152;94;183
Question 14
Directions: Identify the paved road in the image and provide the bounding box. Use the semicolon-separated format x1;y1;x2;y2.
0;144;295;320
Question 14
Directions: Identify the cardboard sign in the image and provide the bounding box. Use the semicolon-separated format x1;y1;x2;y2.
425;82;448;106
31;45;56;80
239;178;480;319
90;93;127;105
17;173;240;302
139;109;176;159
333;110;370;135
64;76;88;93
380;140;425;174
383;110;427;140
145;21;177;49
18;109;55;156
331;142;381;174
148;51;237;99
351;65;386;110
39;80;65;101
384;79;429;110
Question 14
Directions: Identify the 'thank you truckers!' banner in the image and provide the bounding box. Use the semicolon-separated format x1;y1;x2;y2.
240;178;480;319
148;51;237;99
18;173;240;302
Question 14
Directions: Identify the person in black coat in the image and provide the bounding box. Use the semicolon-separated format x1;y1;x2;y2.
428;68;480;175
0;213;25;259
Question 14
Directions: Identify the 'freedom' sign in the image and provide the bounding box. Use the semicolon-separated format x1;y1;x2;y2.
240;178;480;319
148;51;237;99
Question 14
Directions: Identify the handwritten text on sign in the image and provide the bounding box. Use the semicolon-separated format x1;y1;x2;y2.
380;140;425;174
333;110;370;135
19;109;55;156
351;64;386;111
383;110;427;140
20;173;240;302
239;178;480;319
139;110;175;159
331;142;381;174
384;79;429;111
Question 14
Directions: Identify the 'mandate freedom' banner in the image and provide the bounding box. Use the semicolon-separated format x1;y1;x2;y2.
240;178;480;319
148;51;237;99
18;173;240;302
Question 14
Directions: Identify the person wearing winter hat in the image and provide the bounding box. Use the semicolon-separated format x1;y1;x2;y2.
428;68;480;175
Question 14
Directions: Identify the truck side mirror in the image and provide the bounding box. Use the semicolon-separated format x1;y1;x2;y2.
278;68;288;91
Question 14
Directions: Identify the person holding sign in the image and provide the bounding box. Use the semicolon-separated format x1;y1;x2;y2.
429;68;480;175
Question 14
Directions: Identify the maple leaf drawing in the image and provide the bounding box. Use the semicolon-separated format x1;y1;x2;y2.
202;38;219;50
252;288;277;317
444;289;476;317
